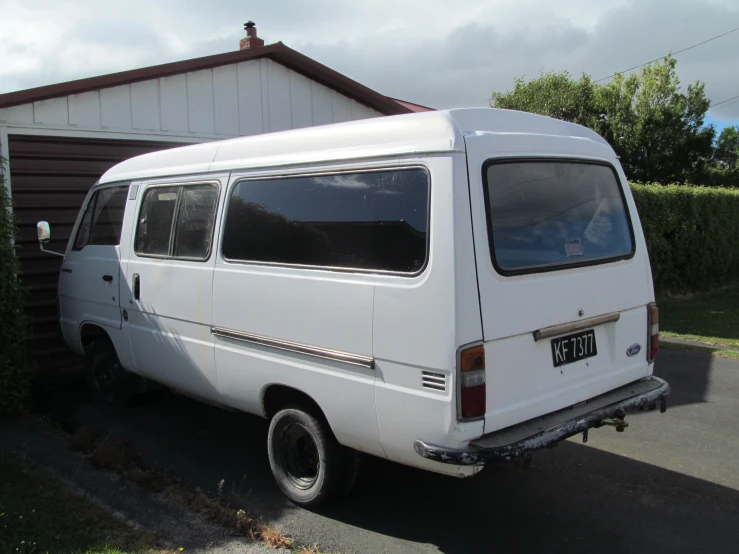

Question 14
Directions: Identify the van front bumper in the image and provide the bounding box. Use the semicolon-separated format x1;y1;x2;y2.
414;376;670;465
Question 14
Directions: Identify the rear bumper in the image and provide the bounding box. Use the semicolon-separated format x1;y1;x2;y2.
414;376;670;465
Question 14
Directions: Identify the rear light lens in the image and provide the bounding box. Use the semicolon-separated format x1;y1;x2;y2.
460;345;485;372
461;385;486;419
648;303;659;362
458;344;486;419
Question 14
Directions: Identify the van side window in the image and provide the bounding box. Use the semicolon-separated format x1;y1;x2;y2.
135;183;219;260
136;186;179;256
73;185;129;250
222;168;430;273
73;199;94;250
173;186;219;259
90;186;129;245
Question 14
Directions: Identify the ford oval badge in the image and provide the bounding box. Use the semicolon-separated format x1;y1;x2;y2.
626;343;641;357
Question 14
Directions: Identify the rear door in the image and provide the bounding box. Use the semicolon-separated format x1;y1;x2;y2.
464;133;653;434
59;184;129;341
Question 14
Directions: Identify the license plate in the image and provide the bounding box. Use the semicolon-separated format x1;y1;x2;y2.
551;329;597;367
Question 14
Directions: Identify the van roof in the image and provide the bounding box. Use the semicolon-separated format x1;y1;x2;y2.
99;108;611;184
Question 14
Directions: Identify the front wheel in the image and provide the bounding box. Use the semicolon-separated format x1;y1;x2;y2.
84;339;131;405
267;407;350;507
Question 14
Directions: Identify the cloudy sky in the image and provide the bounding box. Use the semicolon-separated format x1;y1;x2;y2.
1;0;738;129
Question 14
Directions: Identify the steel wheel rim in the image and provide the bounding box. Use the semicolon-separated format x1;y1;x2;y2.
279;422;320;490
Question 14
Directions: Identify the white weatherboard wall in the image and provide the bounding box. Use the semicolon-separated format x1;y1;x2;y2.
0;59;381;140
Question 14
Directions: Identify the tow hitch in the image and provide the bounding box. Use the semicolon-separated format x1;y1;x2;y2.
600;417;629;432
582;397;668;443
583;416;628;442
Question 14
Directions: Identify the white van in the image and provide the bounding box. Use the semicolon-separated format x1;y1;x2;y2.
37;108;669;506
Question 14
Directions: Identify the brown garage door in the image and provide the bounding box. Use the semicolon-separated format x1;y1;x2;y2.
9;135;187;369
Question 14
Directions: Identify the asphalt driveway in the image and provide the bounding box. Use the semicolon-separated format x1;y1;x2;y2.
36;348;739;554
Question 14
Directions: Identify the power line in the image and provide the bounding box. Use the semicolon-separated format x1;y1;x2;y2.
709;95;739;109
711;93;739;109
594;25;739;83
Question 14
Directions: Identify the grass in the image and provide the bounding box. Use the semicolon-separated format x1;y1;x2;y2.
659;286;739;351
658;339;739;360
0;455;169;554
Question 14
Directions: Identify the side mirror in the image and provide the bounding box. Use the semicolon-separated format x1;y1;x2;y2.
37;221;51;244
36;221;65;258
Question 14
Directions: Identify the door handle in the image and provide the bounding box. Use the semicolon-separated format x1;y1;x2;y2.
133;273;140;301
102;274;113;282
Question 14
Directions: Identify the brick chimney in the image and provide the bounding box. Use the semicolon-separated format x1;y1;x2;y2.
240;21;264;50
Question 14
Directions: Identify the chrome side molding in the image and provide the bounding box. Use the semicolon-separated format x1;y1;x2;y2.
211;326;375;369
533;312;621;341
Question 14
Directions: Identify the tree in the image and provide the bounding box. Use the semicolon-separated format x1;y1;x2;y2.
0;157;33;413
599;57;714;183
704;126;739;188
491;71;598;128
490;56;716;184
714;126;739;169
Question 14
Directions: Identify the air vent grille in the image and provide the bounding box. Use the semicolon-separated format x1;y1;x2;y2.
422;371;446;392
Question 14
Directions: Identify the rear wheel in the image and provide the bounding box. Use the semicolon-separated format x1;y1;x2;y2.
84;339;131;405
341;448;362;496
267;407;354;507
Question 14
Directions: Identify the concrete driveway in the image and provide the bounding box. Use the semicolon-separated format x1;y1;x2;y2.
42;348;739;554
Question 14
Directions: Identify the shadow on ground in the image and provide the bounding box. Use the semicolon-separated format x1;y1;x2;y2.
30;350;737;554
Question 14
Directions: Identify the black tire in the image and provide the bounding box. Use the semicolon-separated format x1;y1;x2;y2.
84;339;131;405
267;407;348;507
341;448;362;496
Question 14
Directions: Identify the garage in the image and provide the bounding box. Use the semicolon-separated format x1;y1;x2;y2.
8;135;184;368
0;24;423;368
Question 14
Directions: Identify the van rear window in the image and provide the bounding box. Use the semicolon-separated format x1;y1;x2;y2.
483;160;634;275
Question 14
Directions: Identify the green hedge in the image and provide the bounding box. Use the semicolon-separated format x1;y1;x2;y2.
630;183;739;294
0;159;32;414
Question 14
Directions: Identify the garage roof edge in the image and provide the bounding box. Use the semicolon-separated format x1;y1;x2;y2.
0;42;412;116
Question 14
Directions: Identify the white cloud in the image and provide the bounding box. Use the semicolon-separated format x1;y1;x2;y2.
1;0;737;123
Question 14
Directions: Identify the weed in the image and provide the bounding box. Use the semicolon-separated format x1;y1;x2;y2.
231;474;249;499
234;509;255;535
155;479;294;551
257;523;293;550
61;431;304;552
298;544;322;554
163;485;237;529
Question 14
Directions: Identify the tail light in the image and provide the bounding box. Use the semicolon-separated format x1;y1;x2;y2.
458;344;486;420
647;303;659;362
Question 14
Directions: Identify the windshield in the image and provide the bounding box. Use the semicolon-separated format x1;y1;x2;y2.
483;160;634;274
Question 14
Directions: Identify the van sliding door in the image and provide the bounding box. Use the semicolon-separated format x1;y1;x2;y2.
122;176;227;401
